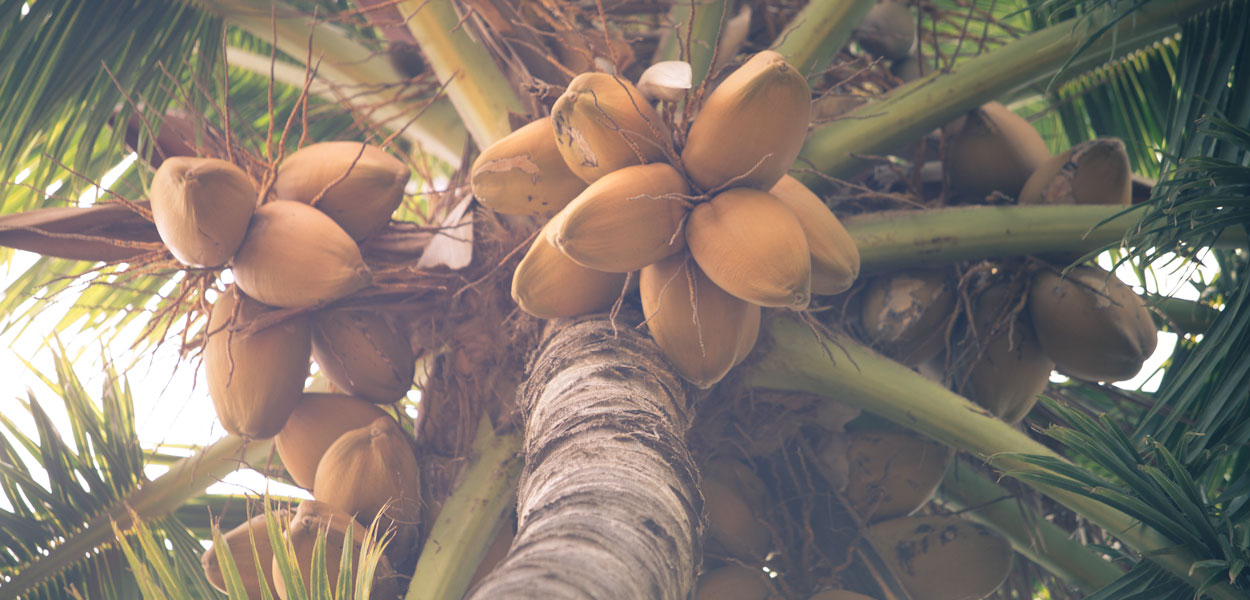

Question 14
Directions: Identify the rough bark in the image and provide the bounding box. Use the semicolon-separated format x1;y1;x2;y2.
467;313;701;600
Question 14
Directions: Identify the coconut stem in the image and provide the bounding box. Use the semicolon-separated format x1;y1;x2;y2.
745;313;1245;600
654;0;730;89
772;0;877;78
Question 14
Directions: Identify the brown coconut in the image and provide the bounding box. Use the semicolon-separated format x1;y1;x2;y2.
855;0;916;60
202;510;286;599
273;500;400;600
687;188;812;310
150;156;256;267
696;565;772;600
640;253;761;388
551;72;672;183
274;392;391;489
205;286;311;439
944;102;1050;201
860;269;955;366
312;417;422;565
311;309;415;404
769;175;860;295
1029;266;1157;382
683;50;811;192
808;591;877;600
1018;137;1132;206
512;221;629;319
471;116;588;217
231;200;371;309
837;430;951;522
867;515;1012;600
274;141;410;241
547;162;691;273
966;284;1054;424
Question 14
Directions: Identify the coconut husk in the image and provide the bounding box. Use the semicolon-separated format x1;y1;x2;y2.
965;284;1053;424
944;102;1050;201
150;156;256;267
859;269;955;366
866;515;1012;600
274;392;391;489
831;430;951;522
274;141;410;241
471;116;588;217
311;309;416;403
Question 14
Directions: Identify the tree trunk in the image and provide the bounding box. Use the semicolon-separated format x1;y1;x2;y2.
468;313;701;600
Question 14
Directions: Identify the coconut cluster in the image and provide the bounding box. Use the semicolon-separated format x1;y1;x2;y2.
471;51;862;388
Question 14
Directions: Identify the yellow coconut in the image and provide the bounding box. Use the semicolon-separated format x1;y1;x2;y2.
839;430;952;521
274;392;391;489
944;102;1050;201
202;510;285;599
547;162;691;273
311;309;415;404
687;188;812;310
966;284;1054;424
231;200;372;309
150;156;256;267
471;116;588;217
273;500;400;600
274;141;410;241
860;269;955;366
512;222;629;319
1018;138;1132;206
696;565;772;600
855;0;916;60
683;50;811;192
641;253;761;388
867;515;1012;600
551;72;671;183
769;175;860;295
1029;266;1158;382
205;286;311;439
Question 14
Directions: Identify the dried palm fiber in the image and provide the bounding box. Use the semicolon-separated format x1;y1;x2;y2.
1018;138;1132;206
769;175;860;294
867;515;1012;600
313;416;422;565
311;309;415;404
695;565;772;600
551;72;672;183
682;50;811;192
201;510;286;598
273;500;400;600
1029;265;1157;382
944;102;1050;201
702;458;771;560
855;0;916;60
808;591;877;600
554;26;634;74
150;156;255;267
512;220;629;319
231;200;371;308
205;286;311;439
471;116;588;217
821;430;951;522
859;269;955;366
547;162;691;272
966;284;1054;424
274;141;410;241
687;187;812;309
274;392;391;489
641;252;761;387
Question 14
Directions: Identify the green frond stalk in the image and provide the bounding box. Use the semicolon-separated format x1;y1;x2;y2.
406;415;522;600
745;315;1244;600
772;0;877;77
398;0;524;148
655;0;730;88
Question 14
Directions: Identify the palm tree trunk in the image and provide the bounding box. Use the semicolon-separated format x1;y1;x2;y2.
467;313;701;600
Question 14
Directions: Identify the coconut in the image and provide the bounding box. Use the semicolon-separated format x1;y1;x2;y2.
547;162;691;273
274;141;410;241
836;430;951;521
944;102;1050;201
1018;138;1132;206
855;0;916;60
512;221;629;319
551;72;672;183
149;156;256;267
682;50;811;192
640;253;761;388
205;286;311;439
231;200;372;308
202;510;285;598
867;515;1012;600
687;187;812;310
471;116;589;217
860;269;955;366
274;392;391;489
311;309;415;404
808;591;876;600
312;417;422;566
696;565;771;600
273;500;400;600
769;175;860;295
966;284;1054;424
1029;266;1157;382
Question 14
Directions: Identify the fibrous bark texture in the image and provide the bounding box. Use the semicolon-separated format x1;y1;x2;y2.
468;314;701;600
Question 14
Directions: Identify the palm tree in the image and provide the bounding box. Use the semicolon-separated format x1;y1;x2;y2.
1;0;1248;599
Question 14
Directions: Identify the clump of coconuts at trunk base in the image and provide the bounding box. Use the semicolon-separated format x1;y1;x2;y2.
116;5;1164;596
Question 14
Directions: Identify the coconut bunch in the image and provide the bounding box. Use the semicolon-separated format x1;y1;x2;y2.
472;51;862;388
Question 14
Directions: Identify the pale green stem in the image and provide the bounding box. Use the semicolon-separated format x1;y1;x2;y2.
655;0;731;88
398;0;524;148
938;459;1125;593
772;0;877;77
0;435;272;599
745;315;1243;600
406;415;523;600
797;0;1223;187
1150;295;1221;335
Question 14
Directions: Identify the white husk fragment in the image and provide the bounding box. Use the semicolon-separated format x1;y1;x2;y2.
637;61;692;102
